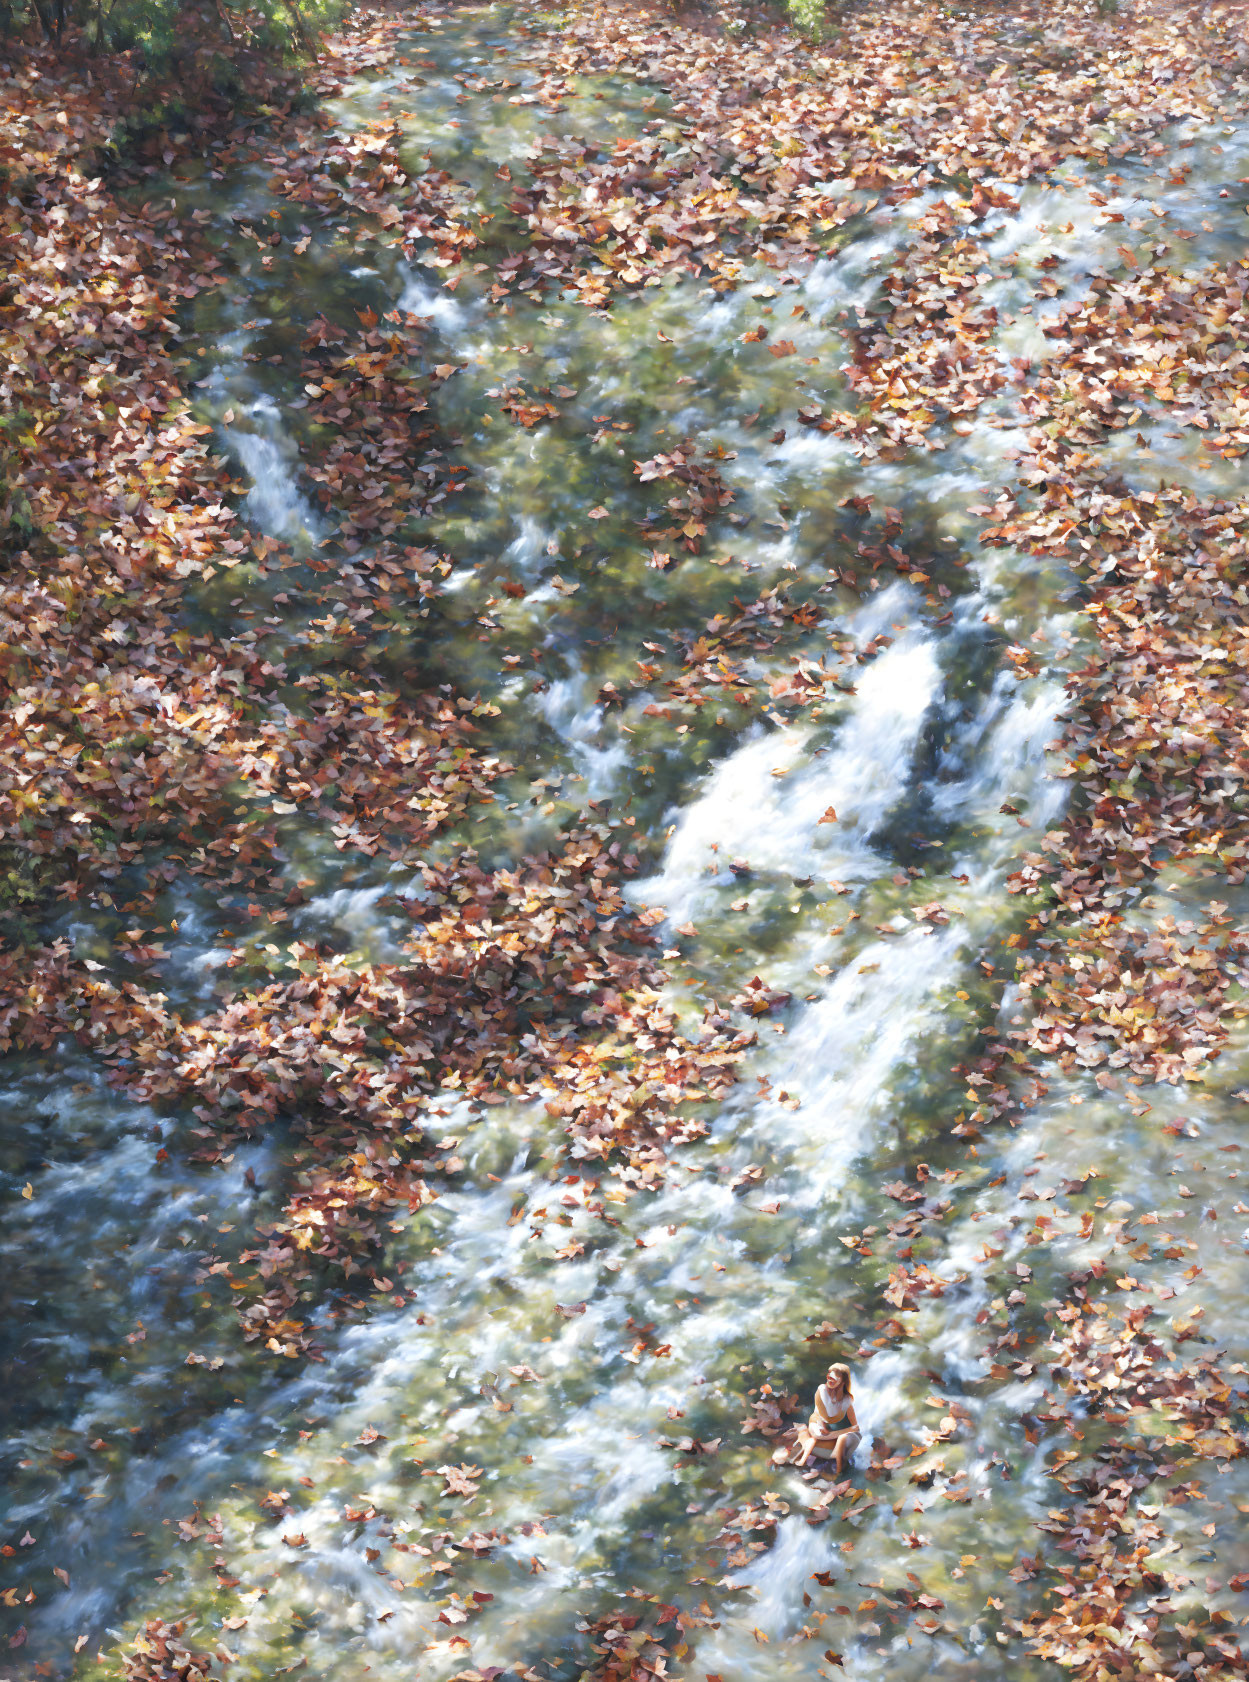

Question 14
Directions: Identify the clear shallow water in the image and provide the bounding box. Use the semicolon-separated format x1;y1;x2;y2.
4;8;1249;1680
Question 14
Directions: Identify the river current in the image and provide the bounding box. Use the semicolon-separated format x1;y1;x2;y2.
4;7;1249;1680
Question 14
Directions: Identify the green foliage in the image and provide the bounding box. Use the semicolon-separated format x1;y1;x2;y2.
0;407;35;555
1;0;343;85
714;0;834;42
784;0;834;37
0;846;52;947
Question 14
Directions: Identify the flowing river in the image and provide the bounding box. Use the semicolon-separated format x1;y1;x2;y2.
4;7;1249;1680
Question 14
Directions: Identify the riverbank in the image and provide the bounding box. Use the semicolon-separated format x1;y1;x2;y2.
3;2;1249;1679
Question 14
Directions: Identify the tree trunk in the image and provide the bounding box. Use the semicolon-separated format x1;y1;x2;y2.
29;0;56;40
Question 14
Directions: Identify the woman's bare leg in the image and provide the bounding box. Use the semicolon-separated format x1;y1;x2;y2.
833;1431;860;1473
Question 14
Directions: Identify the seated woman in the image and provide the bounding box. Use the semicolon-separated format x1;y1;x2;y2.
774;1362;860;1473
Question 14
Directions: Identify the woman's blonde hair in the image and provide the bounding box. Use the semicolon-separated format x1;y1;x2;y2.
825;1362;851;1392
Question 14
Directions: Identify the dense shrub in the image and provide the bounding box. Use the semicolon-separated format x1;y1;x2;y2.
784;0;833;32
0;0;342;80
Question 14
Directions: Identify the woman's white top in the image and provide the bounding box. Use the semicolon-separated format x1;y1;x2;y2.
814;1385;850;1425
